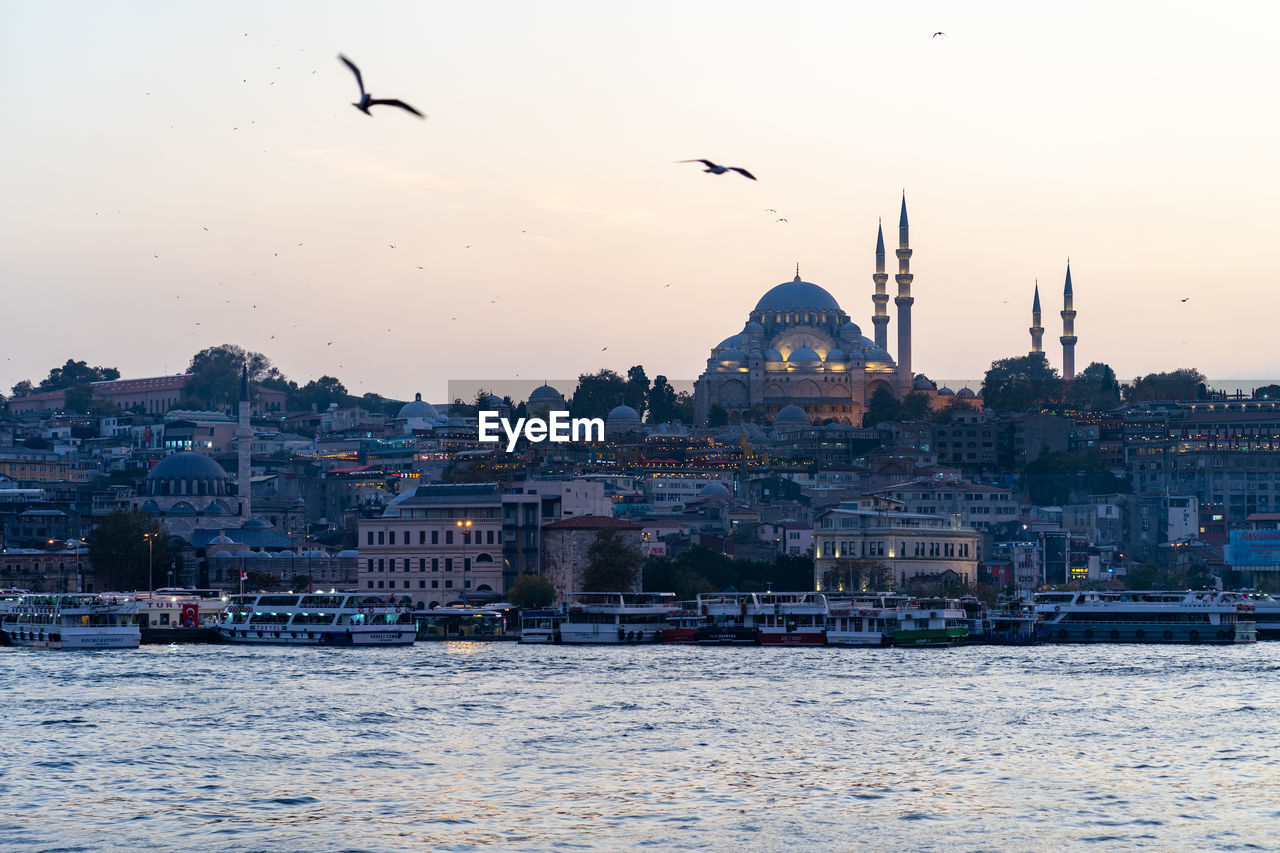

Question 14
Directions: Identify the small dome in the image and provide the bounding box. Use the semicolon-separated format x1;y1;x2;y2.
957;387;976;398
210;532;236;545
168;502;196;516
826;421;845;431
826;348;847;362
478;394;504;409
839;322;863;341
242;517;273;530
697;482;731;497
447;416;467;427
938;386;955;396
774;405;810;426
528;384;563;402
753;278;842;313
741;321;765;337
716;334;744;349
274;550;295;558
148;451;229;483
914;376;936;391
764;348;784;362
305;549;330;558
859;336;877;350
211;550;234;559
398;393;439;421
718;348;746;363
336;549;359;558
607;405;641;423
864;347;894;363
140;500;160;514
206;499;232;515
788;347;821;363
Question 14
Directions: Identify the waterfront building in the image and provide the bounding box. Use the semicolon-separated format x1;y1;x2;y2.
541;515;644;603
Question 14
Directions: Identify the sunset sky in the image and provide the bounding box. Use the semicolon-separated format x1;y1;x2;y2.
3;1;1278;403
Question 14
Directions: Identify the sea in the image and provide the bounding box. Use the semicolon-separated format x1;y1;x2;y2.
2;642;1278;852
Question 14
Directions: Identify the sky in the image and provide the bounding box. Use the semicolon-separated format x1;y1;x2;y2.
3;1;1279;404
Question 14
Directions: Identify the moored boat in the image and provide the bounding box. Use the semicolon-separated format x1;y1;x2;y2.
887;597;969;647
135;588;227;644
2;594;141;649
559;592;675;644
1034;590;1256;644
754;592;829;646
215;592;416;645
826;593;911;646
693;593;761;645
518;608;563;644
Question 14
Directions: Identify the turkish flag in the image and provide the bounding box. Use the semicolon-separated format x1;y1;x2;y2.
240;569;247;581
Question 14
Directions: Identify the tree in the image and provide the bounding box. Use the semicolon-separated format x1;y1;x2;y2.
1123;368;1206;403
707;404;729;427
1023;449;1130;504
1066;361;1122;411
898;392;932;421
37;359;120;392
186;344;283;411
1255;384;1280;401
671;391;695;424
981;354;1063;413
10;380;35;398
581;529;644;592
624;365;649;418
927;398;973;424
570;369;627;419
862;386;899;427
648;375;678;423
508;573;556;609
293;376;349;413
88;510;175;591
63;382;96;413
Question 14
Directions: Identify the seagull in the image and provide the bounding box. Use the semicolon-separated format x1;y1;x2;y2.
931;31;947;38
765;209;777;214
776;218;788;223
679;159;756;180
602;346;608;351
338;55;425;118
1180;297;1190;303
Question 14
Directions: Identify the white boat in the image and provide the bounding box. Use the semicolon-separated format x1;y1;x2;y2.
1243;593;1280;640
753;592;829;646
693;592;762;645
2;594;140;649
135;588;227;644
826;593;911;646
215;592;417;646
559;592;676;644
1034;590;1256;644
517;608;563;644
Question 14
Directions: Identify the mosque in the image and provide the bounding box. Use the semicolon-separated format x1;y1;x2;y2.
694;195;922;425
694;196;1079;425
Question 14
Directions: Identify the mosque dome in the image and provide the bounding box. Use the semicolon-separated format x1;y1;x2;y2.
718;348;746;364
826;348;847;362
242;517;273;530
914;376;936;391
305;549;331;558
753;276;842;313
528;384;563;403
168;502;196;516
478;394;504;410
788;347;822;364
206;499;232;515
764;348;784;362
864;347;894;364
337;549;359;558
774;405;810;427
697;482;731;498
606;405;643;438
839;322;863;341
741;321;765;337
210;532;236;546
274;550;295;558
398;393;439;421
938;386;955;396
211;550;234;559
717;334;745;349
957;387;976;398
140;500;161;514
147;452;230;498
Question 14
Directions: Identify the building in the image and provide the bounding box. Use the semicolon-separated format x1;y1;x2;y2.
813;497;980;590
540;515;644;603
694;197;925;426
7;374;285;416
356;483;541;608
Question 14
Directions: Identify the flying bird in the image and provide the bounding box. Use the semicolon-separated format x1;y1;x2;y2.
1180;297;1190;303
776;218;788;223
338;55;425;118
679;159;756;180
931;31;947;38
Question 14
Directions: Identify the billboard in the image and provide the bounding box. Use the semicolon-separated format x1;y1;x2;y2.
1228;530;1280;566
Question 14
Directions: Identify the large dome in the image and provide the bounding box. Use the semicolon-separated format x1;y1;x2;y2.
398;393;439;420
148;452;229;483
528;384;563;403
753;277;842;313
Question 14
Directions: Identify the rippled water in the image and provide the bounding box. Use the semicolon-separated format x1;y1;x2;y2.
2;642;1278;852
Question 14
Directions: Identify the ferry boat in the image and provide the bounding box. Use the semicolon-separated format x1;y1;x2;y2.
693;592;761;645
753;592;829;646
1034;590;1256;644
1243;593;1280;640
662;605;704;644
517;608;563;644
982;600;1039;645
215;592;417;646
135;588;227;644
1;594;140;649
559;592;676;644
887;597;969;647
412;605;515;641
826;593;911;646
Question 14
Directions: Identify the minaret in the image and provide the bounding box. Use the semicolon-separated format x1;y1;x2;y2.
1060;262;1077;381
236;363;253;519
1029;280;1044;355
872;220;890;350
894;193;914;393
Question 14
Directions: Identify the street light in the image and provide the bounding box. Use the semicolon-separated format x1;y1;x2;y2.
143;533;158;592
456;519;472;605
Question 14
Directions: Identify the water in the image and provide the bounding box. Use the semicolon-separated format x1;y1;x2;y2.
2;642;1278;852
